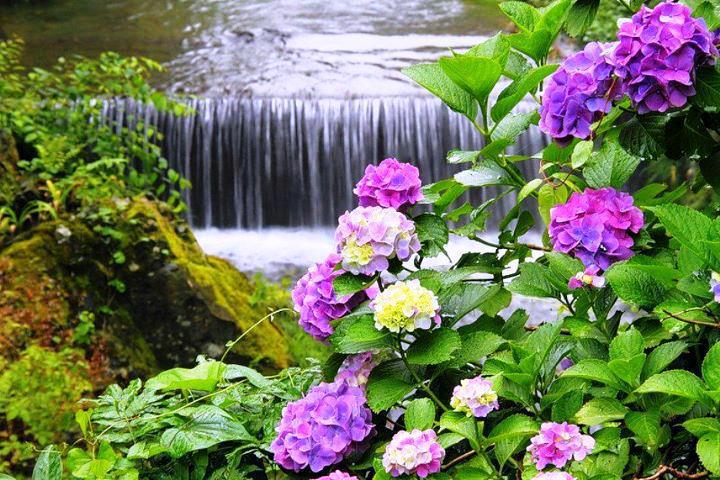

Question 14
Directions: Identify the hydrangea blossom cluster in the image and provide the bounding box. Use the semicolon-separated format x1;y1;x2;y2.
549;188;643;271
539;41;620;144
334;353;376;388
371;279;441;332
382;429;445;478
335;206;421;276
528;422;595;470
711;272;720;302
354;158;423;210
532;473;577;480
292;253;369;340
568;265;606;290
450;375;500;418
271;381;374;472
314;472;359;480
612;1;718;114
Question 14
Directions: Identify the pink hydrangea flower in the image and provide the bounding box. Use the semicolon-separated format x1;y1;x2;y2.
549;188;643;271
314;471;359;480
528;422;595;470
450;375;500;418
354;158;423;210
335;206;421;276
382;429;445;478
271;381;374;473
292;253;369;340
334;353;376;388
568;265;606;290
532;473;576;480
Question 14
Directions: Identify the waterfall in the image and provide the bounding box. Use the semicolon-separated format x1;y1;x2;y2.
104;97;548;229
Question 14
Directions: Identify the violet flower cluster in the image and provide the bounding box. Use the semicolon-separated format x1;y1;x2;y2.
613;1;718;114
532;473;577;480
314;472;359;480
528;422;595;470
334;353;376;388
354;158;423;210
292;253;369;341
450;375;500;418
271;381;374;473
540;1;718;143
382;429;445;478
549;187;643;271
711;272;720;302
539;41;620;145
335;206;421;276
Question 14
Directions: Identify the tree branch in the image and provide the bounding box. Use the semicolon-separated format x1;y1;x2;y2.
634;465;709;480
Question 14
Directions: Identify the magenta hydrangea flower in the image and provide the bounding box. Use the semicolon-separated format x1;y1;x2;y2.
611;1;718;114
292;253;368;341
354;158;423;210
532;473;576;480
450;375;500;418
382;429;445;478
334;353;376;388
314;471;359;480
549;188;643;271
335;206;421;276
540;41;621;145
271;381;374;473
528;422;595;470
568;265;606;290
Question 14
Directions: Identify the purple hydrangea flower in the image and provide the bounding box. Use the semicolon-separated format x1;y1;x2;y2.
528;422;595;470
314;471;359;480
335;206;421;276
568;265;606;290
612;1;718;114
382;429;445;478
532;473;576;480
450;375;500;418
334;353;376;388
540;41;621;145
556;357;574;375
292;253;368;341
354;158;424;210
271;381;374;473
549;188;643;271
711;272;720;302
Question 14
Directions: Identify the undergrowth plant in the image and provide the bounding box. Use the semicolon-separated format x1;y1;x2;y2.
24;0;720;479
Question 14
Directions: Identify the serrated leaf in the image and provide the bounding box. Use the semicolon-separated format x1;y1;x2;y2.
605;261;678;309
406;328;461;365
649;204;716;267
33;446;62;480
625;409;661;447
448;149;481;164
439;411;480;450
566;0;600;36
491;64;558;122
454;160;514;188
366;360;415;412
575;398;628;425
684;418;720;438
642;341;687;379
405;398;436;431
619;115;667;160
518;178;543;203
500;1;541;31
561;359;624;390
508;262;561;298
694;66;720;112
702;342;720;390
584;139;641;189
439;55;503;104
698;432;720;475
452;331;506;366
609;328;644;360
635;370;707;401
403;63;477;120
333;272;376;297
329;315;391;353
415;213;449;258
145;362;226;392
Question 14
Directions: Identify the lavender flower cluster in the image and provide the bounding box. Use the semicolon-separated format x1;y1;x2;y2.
540;0;718;143
549;187;643;271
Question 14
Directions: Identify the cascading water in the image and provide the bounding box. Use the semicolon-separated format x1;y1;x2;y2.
104;97;547;229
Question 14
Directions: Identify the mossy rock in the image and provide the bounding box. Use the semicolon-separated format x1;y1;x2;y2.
0;130;20;206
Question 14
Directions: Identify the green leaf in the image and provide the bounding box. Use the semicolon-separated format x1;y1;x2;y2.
584;139;641;189
605;260;679;309
518;178;543;203
500;1;541;31
642;341;687;379
452;330;506;366
508;263;561;298
694;66;720;112
491;64;558;122
447;149;481;164
329;315;391;354
697;432;720;475
649;204;717;267
608;353;646;388
415;213;450;258
619;115;667;160
562;359;624;390
635;370;707;401
33;446;62;480
507;30;554;63
538;183;569;226
487;414;539;466
684;418;720;438
571;140;594;169
333;272;376;297
405;398;436;431
366;360;414;412
406;328;462;365
439;411;480;451
145;362;226;392
402;63;477;120
625;409;661;448
565;0;600;37
454;160;514;188
439;55;503;104
702;342;720;390
609;328;644;360
160;406;254;458
545;251;584;280
491;110;540;143
574;398;628;425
